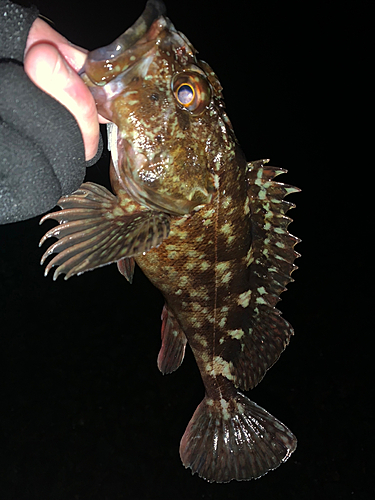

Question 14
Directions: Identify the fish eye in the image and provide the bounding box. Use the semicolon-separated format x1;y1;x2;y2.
176;84;195;106
172;71;211;115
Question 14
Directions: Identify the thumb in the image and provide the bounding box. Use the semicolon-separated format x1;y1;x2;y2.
24;42;99;161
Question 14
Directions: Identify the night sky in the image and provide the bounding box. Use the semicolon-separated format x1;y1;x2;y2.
0;1;370;499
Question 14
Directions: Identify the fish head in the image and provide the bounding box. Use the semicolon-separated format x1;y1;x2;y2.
82;0;234;214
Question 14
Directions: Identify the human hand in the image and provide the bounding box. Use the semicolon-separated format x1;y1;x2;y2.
24;18;109;161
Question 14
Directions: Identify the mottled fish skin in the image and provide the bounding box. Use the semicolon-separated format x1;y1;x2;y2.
83;8;217;216
40;0;300;483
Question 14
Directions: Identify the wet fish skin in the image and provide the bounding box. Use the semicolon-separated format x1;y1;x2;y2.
40;0;300;482
137;155;299;482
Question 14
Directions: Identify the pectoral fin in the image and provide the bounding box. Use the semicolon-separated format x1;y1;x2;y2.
40;182;170;280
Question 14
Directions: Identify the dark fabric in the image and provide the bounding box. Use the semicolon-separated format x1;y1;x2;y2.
0;0;103;224
0;0;38;60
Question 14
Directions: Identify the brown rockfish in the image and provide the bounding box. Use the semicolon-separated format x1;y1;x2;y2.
40;0;300;483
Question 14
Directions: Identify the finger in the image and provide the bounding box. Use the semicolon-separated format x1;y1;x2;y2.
25;18;87;72
24;42;100;161
26;18;110;127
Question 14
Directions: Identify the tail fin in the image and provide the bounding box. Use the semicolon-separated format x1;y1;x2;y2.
180;391;296;483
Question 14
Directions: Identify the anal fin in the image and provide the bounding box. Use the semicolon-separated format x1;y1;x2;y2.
180;390;296;483
157;304;187;374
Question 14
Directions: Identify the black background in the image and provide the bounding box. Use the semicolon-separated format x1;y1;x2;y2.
0;1;371;499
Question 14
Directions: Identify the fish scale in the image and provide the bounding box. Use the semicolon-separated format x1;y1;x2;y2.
39;0;300;483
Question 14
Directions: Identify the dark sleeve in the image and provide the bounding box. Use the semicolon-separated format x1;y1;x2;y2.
0;0;103;225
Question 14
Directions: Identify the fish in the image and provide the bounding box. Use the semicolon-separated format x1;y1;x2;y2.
39;0;300;483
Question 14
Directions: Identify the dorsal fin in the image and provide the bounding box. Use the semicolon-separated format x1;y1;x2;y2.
219;160;300;391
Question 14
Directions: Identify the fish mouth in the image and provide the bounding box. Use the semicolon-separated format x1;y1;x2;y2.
82;1;167;87
88;1;166;62
85;1;213;215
